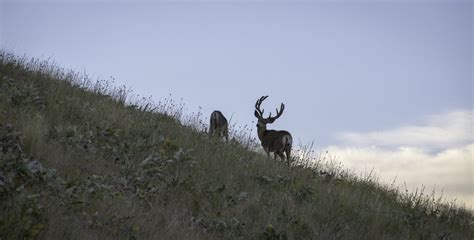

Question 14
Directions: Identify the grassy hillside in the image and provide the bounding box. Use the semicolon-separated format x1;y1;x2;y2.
1;51;473;240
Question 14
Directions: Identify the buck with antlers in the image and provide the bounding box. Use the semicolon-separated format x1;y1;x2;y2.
209;110;229;141
254;96;293;163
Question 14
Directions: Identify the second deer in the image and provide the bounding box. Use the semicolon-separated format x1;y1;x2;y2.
209;110;229;141
254;96;293;163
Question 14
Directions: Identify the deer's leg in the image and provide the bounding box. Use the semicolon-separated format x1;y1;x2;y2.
285;148;291;162
224;128;229;141
209;128;214;138
264;148;270;158
278;152;286;161
218;129;225;140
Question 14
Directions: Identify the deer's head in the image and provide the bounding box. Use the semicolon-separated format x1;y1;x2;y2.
254;95;285;129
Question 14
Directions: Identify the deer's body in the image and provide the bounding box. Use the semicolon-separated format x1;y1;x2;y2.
209;110;229;141
254;96;292;163
257;129;292;160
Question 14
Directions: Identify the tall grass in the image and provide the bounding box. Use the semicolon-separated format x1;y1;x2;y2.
1;51;473;240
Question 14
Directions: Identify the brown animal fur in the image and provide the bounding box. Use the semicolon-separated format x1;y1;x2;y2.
254;96;293;163
209;110;229;141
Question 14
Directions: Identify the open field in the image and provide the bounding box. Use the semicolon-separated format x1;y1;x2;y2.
1;52;473;239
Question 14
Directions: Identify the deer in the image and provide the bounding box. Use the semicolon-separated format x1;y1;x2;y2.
254;96;293;163
209;110;229;141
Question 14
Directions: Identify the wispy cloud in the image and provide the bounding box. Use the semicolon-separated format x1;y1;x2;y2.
337;110;472;150
326;110;473;207
326;144;473;207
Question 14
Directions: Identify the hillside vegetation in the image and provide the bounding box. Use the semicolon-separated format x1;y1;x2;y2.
1;52;473;239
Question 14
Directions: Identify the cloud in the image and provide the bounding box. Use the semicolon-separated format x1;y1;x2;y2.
325;110;474;207
337;110;473;150
325;144;473;206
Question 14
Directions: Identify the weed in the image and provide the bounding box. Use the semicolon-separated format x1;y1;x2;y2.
0;51;473;239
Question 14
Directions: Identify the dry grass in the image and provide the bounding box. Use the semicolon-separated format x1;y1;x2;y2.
0;51;473;239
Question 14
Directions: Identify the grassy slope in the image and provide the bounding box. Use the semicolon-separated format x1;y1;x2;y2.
0;52;473;240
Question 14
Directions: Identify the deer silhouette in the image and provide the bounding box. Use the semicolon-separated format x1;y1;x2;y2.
254;96;292;163
209;110;229;141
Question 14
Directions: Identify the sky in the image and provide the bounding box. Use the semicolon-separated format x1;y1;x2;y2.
1;0;472;206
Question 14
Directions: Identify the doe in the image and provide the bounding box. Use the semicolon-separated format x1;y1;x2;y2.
209;110;229;141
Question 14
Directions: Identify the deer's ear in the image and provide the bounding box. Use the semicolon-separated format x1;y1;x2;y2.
254;110;259;118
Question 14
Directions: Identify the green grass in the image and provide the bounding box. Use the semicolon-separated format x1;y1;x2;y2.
1;51;473;239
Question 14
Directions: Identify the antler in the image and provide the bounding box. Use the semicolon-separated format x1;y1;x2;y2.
254;95;268;120
254;96;285;123
267;103;285;123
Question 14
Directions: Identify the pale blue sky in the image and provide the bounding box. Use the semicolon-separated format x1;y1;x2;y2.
2;0;471;147
2;0;473;206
